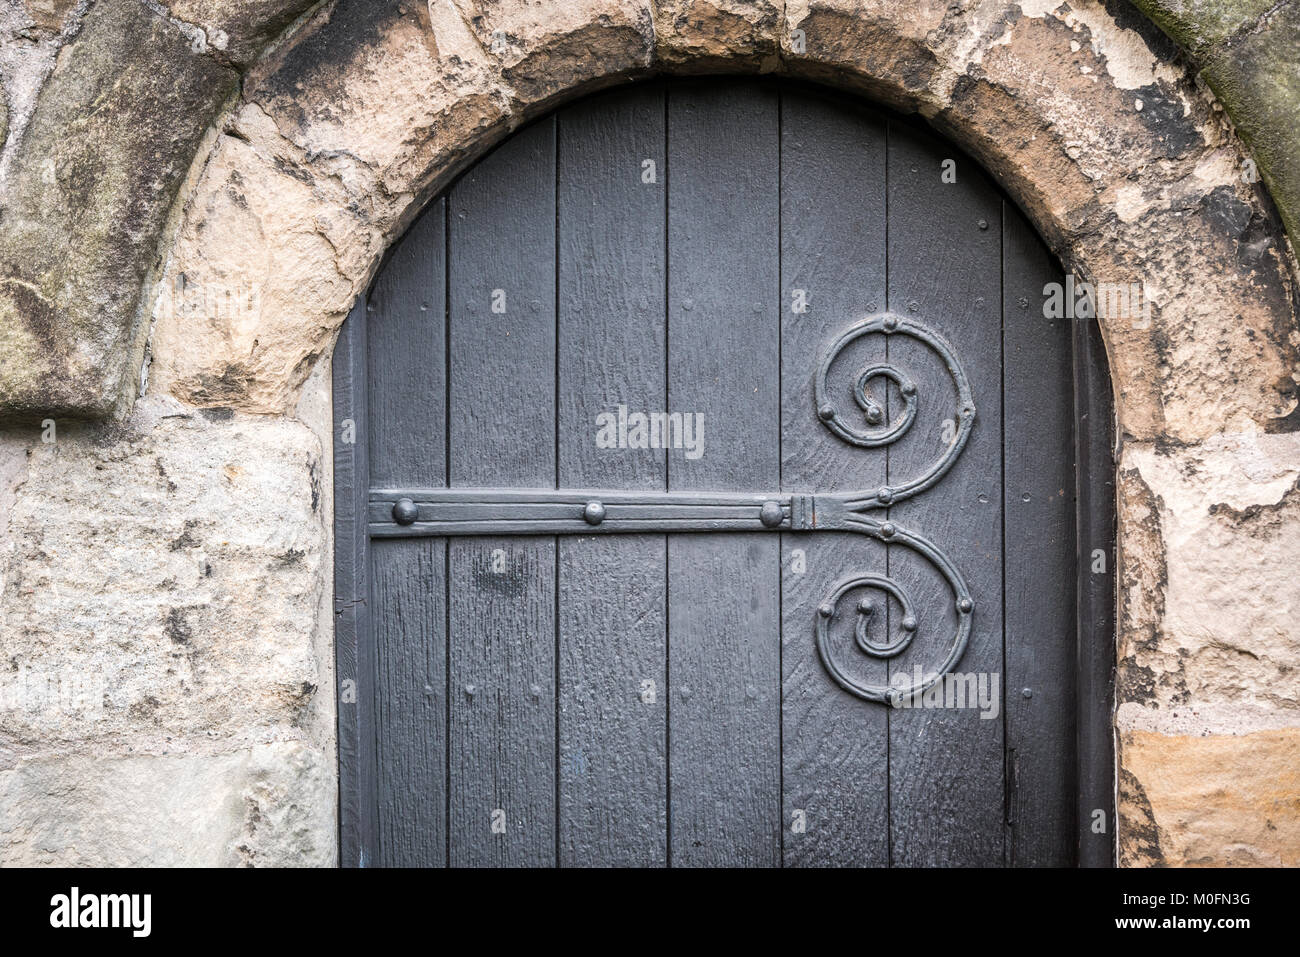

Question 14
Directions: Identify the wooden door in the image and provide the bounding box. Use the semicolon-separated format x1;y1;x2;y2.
335;79;1100;867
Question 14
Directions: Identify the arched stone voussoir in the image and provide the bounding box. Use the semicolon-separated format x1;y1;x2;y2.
147;0;1298;442
148;0;664;415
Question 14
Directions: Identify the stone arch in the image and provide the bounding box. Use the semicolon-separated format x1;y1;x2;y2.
1;0;1297;866
147;0;1298;446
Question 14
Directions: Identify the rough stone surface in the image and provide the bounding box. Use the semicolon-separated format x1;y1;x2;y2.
1119;729;1300;867
0;0;236;418
0;398;327;749
0;0;316;419
1134;0;1300;244
0;741;335;866
0;0;1297;868
0;394;335;864
1117;433;1300;715
655;0;783;70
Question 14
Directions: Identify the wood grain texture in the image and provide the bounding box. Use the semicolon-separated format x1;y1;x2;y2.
333;298;374;868
666;82;781;867
779;88;890;867
447;118;557;867
367;198;449;867
1074;311;1118;867
885;120;1005;867
372;538;448;866
557;85;668;867
342;78;1101;868
1002;200;1076;866
368;200;447;489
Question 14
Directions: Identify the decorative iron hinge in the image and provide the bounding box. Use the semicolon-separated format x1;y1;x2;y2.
368;312;976;707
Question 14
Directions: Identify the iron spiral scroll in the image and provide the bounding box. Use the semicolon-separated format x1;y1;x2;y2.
366;310;977;708
811;312;976;705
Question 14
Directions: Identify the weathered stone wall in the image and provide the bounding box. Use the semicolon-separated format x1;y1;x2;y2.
1;0;1298;866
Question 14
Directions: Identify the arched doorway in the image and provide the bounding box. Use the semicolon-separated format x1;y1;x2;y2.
334;78;1115;867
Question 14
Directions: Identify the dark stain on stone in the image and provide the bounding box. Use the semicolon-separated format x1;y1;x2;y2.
1132;81;1202;158
155;456;177;492
192;365;255;405
1119;765;1165;866
1118;662;1159;703
169;519;200;551
165;607;194;645
276;548;306;567
249;0;408;126
1200;185;1253;238
2;278;61;354
200;407;235;422
128;694;161;719
309;460;321;514
1209;477;1300;523
1097;0;1181;62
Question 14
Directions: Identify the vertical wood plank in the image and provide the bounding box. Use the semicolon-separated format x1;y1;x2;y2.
370;539;447;865
447;119;557;867
885;121;1005;866
1075;312;1117;867
779;89;890;867
1002;201;1076;865
332;298;375;867
666;81;781;867
367;200;449;866
556;85;669;867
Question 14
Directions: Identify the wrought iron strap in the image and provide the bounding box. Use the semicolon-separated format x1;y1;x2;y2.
368;312;976;706
369;489;816;537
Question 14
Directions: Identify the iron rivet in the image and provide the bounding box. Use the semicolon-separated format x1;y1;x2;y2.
902;615;918;632
465;683;476;696
902;382;917;396
857;599;874;615
583;500;606;525
958;597;973;613
880;522;896;539
818;603;834;619
817;403;835;422
882;315;899;332
878;487;893;505
392;498;419;526
759;501;784;528
978;219;989;230
865;406;884;425
1022;687;1033;699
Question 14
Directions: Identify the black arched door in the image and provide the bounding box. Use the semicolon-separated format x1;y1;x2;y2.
334;79;1114;867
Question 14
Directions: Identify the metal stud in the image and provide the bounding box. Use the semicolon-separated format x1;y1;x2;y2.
879;522;896;539
392;498;419;526
759;500;784;528
583;501;606;525
958;597;973;614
